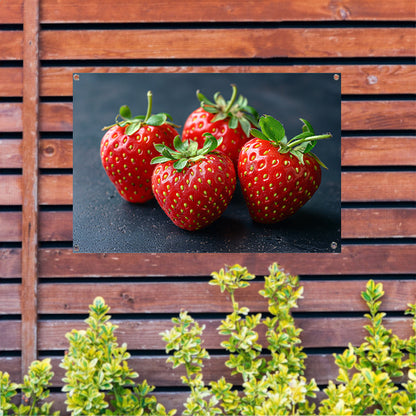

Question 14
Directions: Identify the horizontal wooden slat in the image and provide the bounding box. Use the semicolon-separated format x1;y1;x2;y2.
0;321;20;350
0;175;72;205
2;208;414;242
0;32;23;60
39;0;416;23
0;103;22;132
0;284;21;314
0;68;23;97
38;280;416;314
342;137;416;166
37;317;413;351
39;28;415;60
342;171;416;202
342;208;416;238
0;0;23;24
342;100;416;130
3;137;414;169
1;245;414;279
36;245;416;277
38;65;416;96
1;172;414;206
0;139;73;169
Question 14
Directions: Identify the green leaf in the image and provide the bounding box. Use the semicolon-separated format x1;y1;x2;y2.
228;115;238;130
173;158;188;171
197;90;215;106
259;115;286;142
250;128;268;141
300;118;315;134
119;105;132;119
146;113;167;126
239;117;252;137
125;121;142;135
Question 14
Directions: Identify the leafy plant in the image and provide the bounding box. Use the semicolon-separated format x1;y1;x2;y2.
319;280;416;416
60;296;174;416
161;263;318;416
0;358;58;416
162;263;415;416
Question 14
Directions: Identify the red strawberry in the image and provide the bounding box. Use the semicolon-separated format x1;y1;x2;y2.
151;134;236;231
238;115;332;224
100;91;179;203
182;84;259;166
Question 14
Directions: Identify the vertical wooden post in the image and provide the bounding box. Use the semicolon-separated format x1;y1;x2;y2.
21;0;40;375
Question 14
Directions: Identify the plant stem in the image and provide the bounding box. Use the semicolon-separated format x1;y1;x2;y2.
288;133;332;149
224;84;238;113
144;91;153;122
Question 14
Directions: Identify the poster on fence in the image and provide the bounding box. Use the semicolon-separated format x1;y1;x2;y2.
73;73;341;253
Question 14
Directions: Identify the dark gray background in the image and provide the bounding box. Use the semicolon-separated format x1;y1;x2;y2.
73;73;341;253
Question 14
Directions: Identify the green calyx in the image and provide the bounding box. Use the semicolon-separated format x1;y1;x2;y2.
102;90;178;135
151;133;222;172
251;115;332;168
197;84;259;137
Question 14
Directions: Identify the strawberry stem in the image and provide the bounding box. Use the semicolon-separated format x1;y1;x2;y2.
288;133;332;149
224;84;238;113
144;91;153;123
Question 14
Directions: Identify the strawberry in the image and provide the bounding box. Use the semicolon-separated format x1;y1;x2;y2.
238;115;332;224
182;84;259;166
151;134;236;231
100;91;179;203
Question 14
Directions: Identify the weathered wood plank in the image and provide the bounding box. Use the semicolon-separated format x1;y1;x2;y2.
0;68;23;97
342;137;416;166
342;172;416;202
34;245;416;277
342;100;416;131
39;65;416;96
0;321;21;350
0;139;73;169
39;0;416;23
342;208;416;239
0;284;21;314
0;32;23;60
0;0;23;24
39;28;415;60
37;316;413;351
0;103;23;132
0;249;21;279
37;280;416;314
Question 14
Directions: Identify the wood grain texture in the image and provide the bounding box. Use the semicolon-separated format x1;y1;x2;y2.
0;103;23;132
35;245;416;277
0;68;23;97
0;32;23;60
36;316;413;351
341;208;416;238
0;321;20;350
2;245;415;279
39;0;416;23
39;28;415;60
342;100;416;131
0;284;21;314
37;280;416;314
21;0;40;375
39;65;416;96
342;137;416;166
342;172;416;202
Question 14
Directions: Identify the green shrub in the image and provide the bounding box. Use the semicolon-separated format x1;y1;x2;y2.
0;263;414;416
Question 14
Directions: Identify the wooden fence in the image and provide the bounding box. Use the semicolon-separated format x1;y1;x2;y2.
0;0;415;413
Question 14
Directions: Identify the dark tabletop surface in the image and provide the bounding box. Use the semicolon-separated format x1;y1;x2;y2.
73;73;341;253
